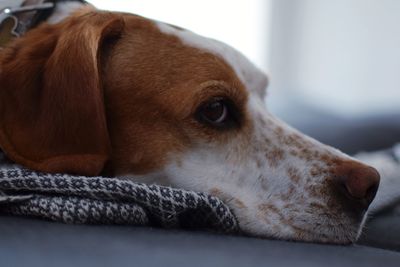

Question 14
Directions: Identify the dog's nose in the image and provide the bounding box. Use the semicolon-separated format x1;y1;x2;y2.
333;161;380;210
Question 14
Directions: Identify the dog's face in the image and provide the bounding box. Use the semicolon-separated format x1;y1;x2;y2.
0;10;379;244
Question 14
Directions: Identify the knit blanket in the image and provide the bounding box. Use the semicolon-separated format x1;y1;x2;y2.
0;152;238;233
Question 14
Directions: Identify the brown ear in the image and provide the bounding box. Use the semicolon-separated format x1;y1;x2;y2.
0;10;124;176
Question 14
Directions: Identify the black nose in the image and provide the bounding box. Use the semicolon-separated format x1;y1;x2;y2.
333;161;380;211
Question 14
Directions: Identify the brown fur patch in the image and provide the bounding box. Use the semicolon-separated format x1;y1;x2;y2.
0;10;251;176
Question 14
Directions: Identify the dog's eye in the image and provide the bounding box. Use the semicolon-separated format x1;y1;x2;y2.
202;99;227;123
195;97;239;129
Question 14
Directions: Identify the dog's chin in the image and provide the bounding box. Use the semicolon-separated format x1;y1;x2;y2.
284;224;362;245
238;211;367;245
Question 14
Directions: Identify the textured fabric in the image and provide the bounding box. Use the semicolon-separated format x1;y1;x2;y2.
0;152;238;233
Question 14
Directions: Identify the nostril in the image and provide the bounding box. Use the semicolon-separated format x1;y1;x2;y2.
344;169;379;199
365;180;379;204
334;162;380;210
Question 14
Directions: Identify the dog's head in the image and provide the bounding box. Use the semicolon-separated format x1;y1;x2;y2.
0;9;379;243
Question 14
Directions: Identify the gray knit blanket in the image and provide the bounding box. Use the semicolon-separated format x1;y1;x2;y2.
0;152;238;233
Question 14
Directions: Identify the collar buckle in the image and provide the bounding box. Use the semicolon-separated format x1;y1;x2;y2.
0;2;54;47
1;2;54;20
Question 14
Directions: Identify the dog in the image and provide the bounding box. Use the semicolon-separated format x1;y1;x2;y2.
0;1;380;244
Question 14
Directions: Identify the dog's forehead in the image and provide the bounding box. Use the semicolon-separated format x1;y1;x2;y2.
155;21;268;96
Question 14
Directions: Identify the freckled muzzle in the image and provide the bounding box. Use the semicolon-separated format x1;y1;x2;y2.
241;110;382;244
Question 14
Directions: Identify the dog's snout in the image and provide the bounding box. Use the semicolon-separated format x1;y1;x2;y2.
333;161;380;210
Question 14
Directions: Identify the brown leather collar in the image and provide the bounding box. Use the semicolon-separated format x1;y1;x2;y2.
0;0;85;48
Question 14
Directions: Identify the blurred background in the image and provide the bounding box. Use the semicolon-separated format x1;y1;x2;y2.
89;0;400;152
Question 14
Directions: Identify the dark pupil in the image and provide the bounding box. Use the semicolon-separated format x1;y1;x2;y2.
203;101;224;122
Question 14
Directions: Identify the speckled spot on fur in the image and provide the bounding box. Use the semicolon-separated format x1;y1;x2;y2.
258;203;281;215
265;147;285;168
210;187;222;196
233;198;247;209
287;167;301;184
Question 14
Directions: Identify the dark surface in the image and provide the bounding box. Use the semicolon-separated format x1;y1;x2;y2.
1;216;400;267
1;113;400;266
358;210;400;252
